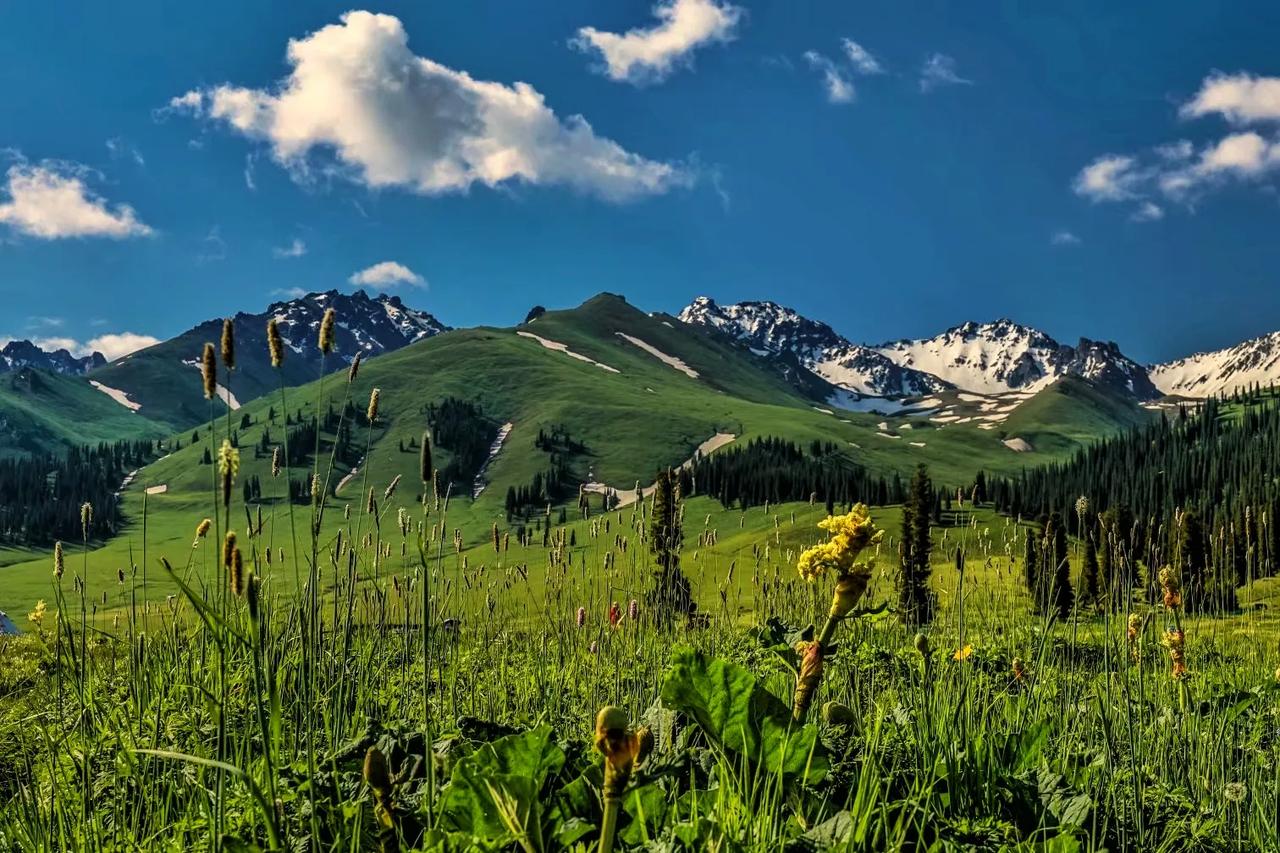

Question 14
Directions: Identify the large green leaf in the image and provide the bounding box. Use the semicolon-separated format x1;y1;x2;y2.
438;725;565;850
660;647;829;784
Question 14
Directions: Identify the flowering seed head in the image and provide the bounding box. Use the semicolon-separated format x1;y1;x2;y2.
201;343;217;400
220;318;235;370
318;307;336;354
266;318;285;368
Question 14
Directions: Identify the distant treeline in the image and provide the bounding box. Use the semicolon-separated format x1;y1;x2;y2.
990;389;1280;611
0;439;157;546
425;397;499;493
681;437;908;511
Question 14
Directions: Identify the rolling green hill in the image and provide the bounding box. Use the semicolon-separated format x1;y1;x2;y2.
0;293;1161;615
0;368;168;459
998;374;1154;456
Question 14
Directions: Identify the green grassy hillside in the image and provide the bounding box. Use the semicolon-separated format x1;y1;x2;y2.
0;368;168;459
999;374;1154;456
0;295;1154;613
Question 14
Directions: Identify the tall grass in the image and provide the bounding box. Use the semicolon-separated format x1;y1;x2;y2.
0;354;1278;850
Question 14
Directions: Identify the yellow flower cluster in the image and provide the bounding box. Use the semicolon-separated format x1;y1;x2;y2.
796;504;883;581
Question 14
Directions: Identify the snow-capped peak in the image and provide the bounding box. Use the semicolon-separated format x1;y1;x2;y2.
678;297;950;397
1150;331;1280;398
680;297;1159;400
0;340;106;376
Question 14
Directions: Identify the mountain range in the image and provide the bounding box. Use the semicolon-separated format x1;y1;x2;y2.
678;296;1270;403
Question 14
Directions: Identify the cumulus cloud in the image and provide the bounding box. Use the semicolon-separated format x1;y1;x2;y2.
87;332;161;361
1073;155;1141;202
803;51;854;103
273;237;307;258
919;53;971;93
1074;71;1280;218
572;0;742;85
171;11;688;202
0;163;152;239
349;261;425;289
1179;72;1280;125
22;332;158;361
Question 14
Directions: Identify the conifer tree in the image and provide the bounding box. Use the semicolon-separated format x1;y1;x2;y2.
647;467;695;623
898;464;936;627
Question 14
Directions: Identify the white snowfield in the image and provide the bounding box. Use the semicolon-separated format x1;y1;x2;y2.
516;331;620;373
1003;437;1033;452
182;360;242;409
582;433;735;508
473;422;514;498
90;381;142;411
614;332;699;379
1149;330;1280;397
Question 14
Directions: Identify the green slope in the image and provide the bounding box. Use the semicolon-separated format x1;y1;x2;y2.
0;368;168;458
998;375;1155;456
0;295;1152;612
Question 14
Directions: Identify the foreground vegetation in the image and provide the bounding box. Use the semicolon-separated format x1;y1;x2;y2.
2;314;1278;851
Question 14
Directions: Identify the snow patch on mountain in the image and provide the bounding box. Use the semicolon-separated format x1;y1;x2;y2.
1150;331;1280;397
615;332;698;378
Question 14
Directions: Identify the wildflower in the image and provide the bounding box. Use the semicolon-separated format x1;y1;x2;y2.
363;746;394;831
628;599;639;621
953;644;974;662
80;502;93;539
201;342;216;399
796;504;882;581
196;518;212;539
1126;613;1142;660
217;439;240;508
318;307;336;354
220;318;235;370
270;446;282;478
792;640;824;721
1224;782;1247;804
608;601;622;628
594;706;649;850
576;606;587;627
266;318;285;368
53;542;64;579
28;600;46;628
589;640;598;654
1074;495;1090;518
348;351;362;382
1157;565;1182;610
384;475;401;500
1163;628;1188;680
367;387;380;423
1012;657;1026;682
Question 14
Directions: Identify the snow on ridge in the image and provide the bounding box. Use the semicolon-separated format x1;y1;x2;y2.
90;381;142;411
517;331;621;373
615;332;699;378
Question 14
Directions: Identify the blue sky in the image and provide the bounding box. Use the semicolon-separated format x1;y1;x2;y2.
2;1;1280;363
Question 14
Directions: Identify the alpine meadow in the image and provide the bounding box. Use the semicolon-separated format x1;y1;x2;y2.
4;3;1280;852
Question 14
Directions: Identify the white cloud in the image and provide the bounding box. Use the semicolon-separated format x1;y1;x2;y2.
271;287;309;300
1073;155;1140;201
1179;72;1280;125
0;163;152;239
172;11;688;202
919;53;971;93
273;237;307;258
803;51;854;104
349;260;425;289
1050;230;1081;246
1130;201;1165;222
31;337;81;354
1075;71;1280;218
841;39;883;75
87;332;160;361
572;0;742;85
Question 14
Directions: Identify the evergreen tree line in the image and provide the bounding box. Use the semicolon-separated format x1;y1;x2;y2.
989;391;1280;613
0;439;157;545
682;437;906;511
424;397;499;492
